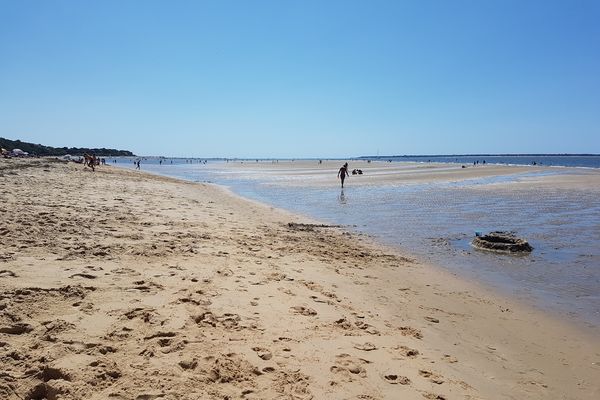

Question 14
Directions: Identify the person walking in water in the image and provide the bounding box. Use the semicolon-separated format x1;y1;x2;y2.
337;162;349;188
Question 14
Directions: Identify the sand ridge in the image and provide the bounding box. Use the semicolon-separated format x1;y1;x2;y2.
0;158;598;399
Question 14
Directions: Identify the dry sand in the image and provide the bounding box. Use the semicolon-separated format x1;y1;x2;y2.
0;158;598;400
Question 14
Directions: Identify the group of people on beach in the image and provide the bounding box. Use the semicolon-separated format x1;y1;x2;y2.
83;153;98;171
84;156;353;186
83;154;109;171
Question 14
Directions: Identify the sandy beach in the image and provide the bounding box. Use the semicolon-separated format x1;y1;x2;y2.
1;158;599;400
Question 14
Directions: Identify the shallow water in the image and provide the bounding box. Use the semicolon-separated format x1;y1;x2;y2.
368;154;600;168
116;159;600;327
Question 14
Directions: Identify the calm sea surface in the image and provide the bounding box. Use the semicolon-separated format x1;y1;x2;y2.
114;157;600;328
364;155;600;168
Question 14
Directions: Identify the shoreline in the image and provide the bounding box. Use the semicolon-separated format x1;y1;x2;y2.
117;159;600;329
110;159;600;331
1;158;599;399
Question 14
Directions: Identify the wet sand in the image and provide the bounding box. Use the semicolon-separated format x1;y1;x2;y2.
1;158;599;400
210;159;585;187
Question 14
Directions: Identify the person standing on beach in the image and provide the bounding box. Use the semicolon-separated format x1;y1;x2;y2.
337;162;349;188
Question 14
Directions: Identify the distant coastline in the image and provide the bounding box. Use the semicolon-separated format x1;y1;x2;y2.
357;154;600;168
359;153;600;158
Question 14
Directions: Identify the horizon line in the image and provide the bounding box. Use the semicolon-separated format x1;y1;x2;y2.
358;153;600;158
127;153;600;159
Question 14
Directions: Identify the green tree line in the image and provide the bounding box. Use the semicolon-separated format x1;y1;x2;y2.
0;137;135;157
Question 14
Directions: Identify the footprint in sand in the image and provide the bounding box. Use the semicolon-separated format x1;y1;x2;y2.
216;268;233;277
399;326;423;339
278;287;295;296
129;280;164;292
330;354;371;380
177;289;213;306
419;369;445;384
332;317;379;335
423;393;447;400
355;320;380;335
69;273;97;279
122;307;156;323
143;331;177;340
353;342;378;351
334;317;354;330
38;366;72;382
41;319;75;335
179;296;212;306
200;353;262;384
111;267;140;276
383;374;411;385
252;346;273;360
0;323;34;335
0;270;17;278
290;306;317;316
442;354;458;363
272;370;312;399
135;394;167;400
179;359;198;370
26;381;66;400
194;312;243;329
309;295;331;304
394;345;420;358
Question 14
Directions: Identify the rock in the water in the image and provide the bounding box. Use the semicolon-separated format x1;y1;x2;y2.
472;231;533;253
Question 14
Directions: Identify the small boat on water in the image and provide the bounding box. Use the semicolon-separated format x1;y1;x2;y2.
472;231;533;253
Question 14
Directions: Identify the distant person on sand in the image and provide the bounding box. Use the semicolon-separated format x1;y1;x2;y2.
83;153;95;172
337;162;349;188
136;160;140;170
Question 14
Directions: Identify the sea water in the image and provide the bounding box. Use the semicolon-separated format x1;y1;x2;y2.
115;158;600;328
365;154;600;168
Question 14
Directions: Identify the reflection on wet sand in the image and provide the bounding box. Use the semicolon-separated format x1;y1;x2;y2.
338;189;347;205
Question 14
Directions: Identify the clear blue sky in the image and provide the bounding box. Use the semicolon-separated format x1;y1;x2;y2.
1;1;599;157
